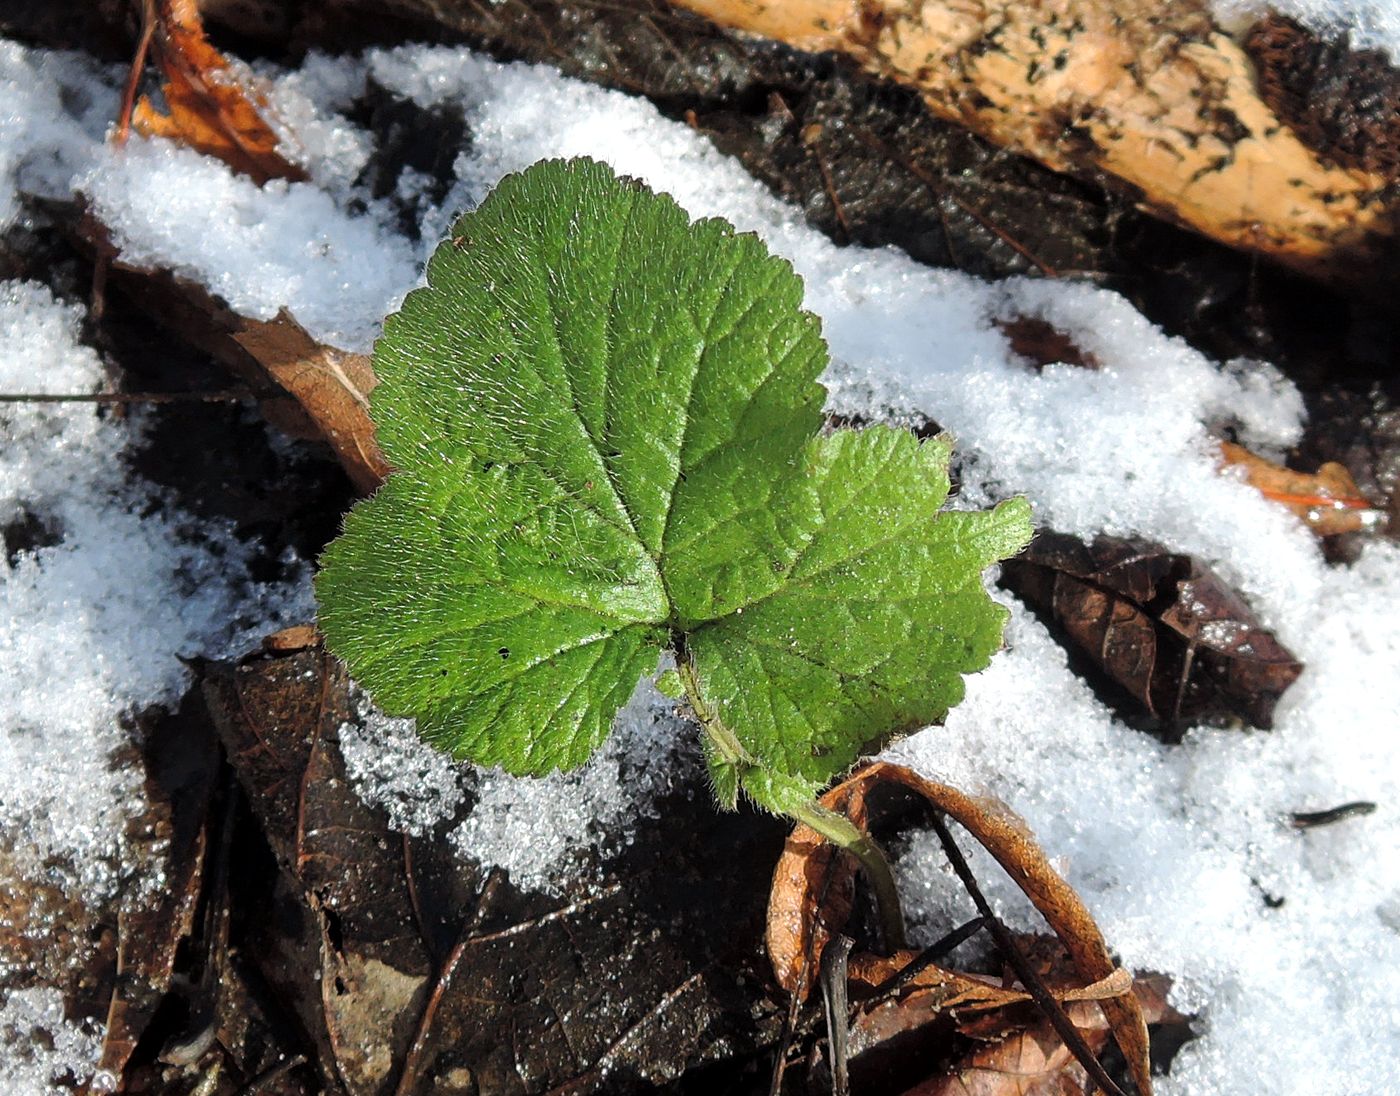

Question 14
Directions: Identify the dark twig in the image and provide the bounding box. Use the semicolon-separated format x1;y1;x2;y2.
928;813;1132;1096
116;0;157;146
819;935;854;1096
0;389;254;404
869;916;988;999
234;1053;307;1096
401;833;440;964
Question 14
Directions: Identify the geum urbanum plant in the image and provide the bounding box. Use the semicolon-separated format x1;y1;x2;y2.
315;157;1032;939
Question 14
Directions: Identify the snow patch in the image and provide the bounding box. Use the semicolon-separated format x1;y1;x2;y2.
340;672;697;895
0;989;104;1096
450;673;697;894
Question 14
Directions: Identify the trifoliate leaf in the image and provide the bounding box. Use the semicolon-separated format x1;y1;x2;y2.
316;157;1032;811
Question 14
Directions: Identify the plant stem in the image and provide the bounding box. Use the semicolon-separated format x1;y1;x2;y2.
676;656;907;951
787;799;907;952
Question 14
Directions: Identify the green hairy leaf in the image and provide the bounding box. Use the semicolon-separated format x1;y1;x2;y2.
316;157;1032;812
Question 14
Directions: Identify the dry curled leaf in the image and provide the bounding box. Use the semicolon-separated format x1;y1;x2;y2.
767;774;867;999
126;0;306;184
1218;440;1384;536
1001;532;1304;732
75;217;387;493
232;310;389;494
904;967;1182;1096
768;762;1153;1096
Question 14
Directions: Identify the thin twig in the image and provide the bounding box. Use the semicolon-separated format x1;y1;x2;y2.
1290;801;1377;829
869;916;988;999
233;1054;307;1096
116;0;158;146
927;813;1132;1096
0;389;254;404
402;832;440;964
819;935;854;1096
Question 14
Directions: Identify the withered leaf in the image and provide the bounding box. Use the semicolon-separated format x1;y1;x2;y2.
74;223;384;494
91;695;221;1085
232;310;389;494
1001;531;1304;732
202;644;443;1095
127;0;306;185
902;970;1182;1096
905;1008;1110;1096
767;762;1153;1096
201;635;785;1095
1218;440;1384;537
767;773;866;1000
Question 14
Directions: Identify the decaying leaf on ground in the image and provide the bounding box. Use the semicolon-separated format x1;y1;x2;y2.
70;223;388;494
902;974;1180;1096
232;311;390;494
768;761;1155;1096
200;633;787;1095
1000;532;1304;733
1217;441;1385;537
120;0;305;184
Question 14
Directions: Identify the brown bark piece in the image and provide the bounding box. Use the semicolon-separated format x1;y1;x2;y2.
1246;14;1400;178
674;0;1395;283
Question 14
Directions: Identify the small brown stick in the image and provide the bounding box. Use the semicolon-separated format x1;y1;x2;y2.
944;193;1060;277
868;916;987;999
401;833;440;964
116;0;158;146
1290;801;1377;829
233;1054;307;1096
928;812;1133;1096
801;125;851;241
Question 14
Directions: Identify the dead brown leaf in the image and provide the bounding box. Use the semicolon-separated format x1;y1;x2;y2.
1001;532;1304;733
233;311;390;494
73;224;388;493
767;762;1153;1096
1218;440;1385;536
905;1007;1110;1096
124;0;306;185
901;970;1182;1096
767;773;866;1000
202;637;786;1094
